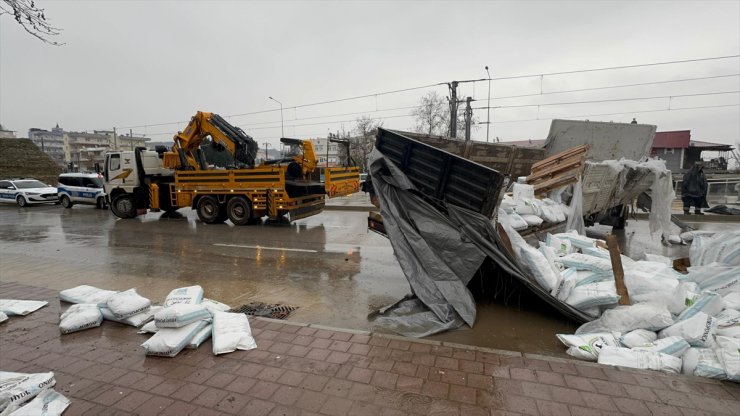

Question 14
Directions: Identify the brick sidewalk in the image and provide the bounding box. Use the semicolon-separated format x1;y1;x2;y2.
1;282;738;416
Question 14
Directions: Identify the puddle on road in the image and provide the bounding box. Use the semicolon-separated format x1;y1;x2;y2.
1;205;735;358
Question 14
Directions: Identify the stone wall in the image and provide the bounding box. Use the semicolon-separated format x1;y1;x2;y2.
0;138;63;185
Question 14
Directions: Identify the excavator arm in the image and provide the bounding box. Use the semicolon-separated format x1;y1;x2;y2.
165;111;259;170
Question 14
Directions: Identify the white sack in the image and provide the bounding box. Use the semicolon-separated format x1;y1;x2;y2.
668;282;700;316
556;332;620;361
597;346;681;374
512;183;535;200
682;348;726;379
722;292;740;311
620;329;658;348
187;324;212;349
576;304;674;335
59;304;103;334
676;292;725;321
106;289;151;319
632;336;690;357
200;298;231;314
154;304;211;328
163;285;204;307
623;262;680;304
714;336;740;381
100;305;161;327
690;232;740;266
554;230;597;250
521;214;543;227
500;195;516;213
507;212;529;231
715;309;740;338
137;321;158;334
538;205;559;223
581;246;610;260
551;268;577;301
565;281;620;310
212;311;257;355
574;270;613;287
659;312;716;347
520;245;561;292
643;253;673;266
0;312;7;324
545;233;572;256
515;199;541;216
59;285;116;306
141;320;209;357
560;253;612;273
7;388;70;416
0;300;47;316
0;372;55;412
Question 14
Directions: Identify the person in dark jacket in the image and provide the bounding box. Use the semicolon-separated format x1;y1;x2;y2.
682;162;708;215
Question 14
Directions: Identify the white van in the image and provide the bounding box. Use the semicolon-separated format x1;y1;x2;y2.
57;173;107;209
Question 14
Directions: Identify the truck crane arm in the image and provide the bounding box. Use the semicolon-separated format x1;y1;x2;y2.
166;111;259;170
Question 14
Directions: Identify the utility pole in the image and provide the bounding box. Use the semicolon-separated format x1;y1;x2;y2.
268;96;284;138
464;97;473;141
485;66;491;142
263;142;270;161
448;81;459;138
113;127;118;150
130;128;134;150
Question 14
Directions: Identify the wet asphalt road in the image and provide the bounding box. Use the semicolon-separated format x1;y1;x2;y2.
0;203;729;356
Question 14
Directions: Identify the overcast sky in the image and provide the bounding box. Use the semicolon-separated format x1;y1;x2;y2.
1;0;738;151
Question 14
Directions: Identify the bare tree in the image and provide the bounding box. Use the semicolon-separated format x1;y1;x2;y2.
411;91;447;136
350;116;383;172
1;0;63;45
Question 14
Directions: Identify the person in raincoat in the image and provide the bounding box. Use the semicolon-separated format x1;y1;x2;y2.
682;162;708;215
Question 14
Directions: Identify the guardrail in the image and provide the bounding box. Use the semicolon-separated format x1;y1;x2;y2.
673;177;740;205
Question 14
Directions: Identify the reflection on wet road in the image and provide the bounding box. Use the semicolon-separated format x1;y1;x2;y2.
2;204;717;357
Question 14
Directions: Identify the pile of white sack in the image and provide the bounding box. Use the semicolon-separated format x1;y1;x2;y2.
0;300;48;324
499;183;569;231
0;371;70;416
552;231;740;382
58;284;257;357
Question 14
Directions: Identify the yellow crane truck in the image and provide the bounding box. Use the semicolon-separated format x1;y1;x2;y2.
103;111;359;225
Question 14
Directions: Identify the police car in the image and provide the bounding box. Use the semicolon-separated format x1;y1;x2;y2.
0;179;59;206
57;173;107;209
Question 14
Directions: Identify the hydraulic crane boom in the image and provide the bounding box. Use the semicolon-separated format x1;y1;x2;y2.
164;111;259;170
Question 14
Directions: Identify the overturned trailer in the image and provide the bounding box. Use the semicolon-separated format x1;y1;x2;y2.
366;128;594;338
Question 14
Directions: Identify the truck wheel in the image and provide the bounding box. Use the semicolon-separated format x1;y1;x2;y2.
226;197;253;226
61;195;73;208
16;195;27;207
111;194;137;219
196;196;222;224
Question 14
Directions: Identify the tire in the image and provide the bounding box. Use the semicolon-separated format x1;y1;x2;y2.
110;194;137;219
96;197;106;209
196;196;222;224
61;195;73;209
226;196;253;226
16;195;27;207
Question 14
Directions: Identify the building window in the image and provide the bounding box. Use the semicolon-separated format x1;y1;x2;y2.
663;148;675;155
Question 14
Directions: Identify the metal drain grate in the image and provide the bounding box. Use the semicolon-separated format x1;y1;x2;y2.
229;302;298;320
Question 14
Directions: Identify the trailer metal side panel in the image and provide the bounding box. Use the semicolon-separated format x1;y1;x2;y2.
375;128;505;218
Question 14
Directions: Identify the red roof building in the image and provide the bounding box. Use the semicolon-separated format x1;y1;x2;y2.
651;130;733;172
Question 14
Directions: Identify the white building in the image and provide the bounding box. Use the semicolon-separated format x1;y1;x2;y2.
28;125;149;171
29;125;66;166
0;124;17;139
310;138;340;167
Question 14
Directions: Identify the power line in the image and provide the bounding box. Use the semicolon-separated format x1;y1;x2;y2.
489;103;740;125
474;90;740;110
112;54;740;131
490;73;740;100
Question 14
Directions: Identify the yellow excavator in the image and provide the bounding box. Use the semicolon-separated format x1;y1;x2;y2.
104;111;360;225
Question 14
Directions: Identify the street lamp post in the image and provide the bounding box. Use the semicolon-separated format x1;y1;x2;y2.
268;96;284;138
485;66;491;143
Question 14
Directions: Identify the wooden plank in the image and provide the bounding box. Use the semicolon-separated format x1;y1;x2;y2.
526;153;586;182
532;172;578;192
606;234;630;306
534;177;579;196
530;144;589;171
527;159;586;184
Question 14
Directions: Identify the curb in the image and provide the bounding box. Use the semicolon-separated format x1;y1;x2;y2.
323;205;375;212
